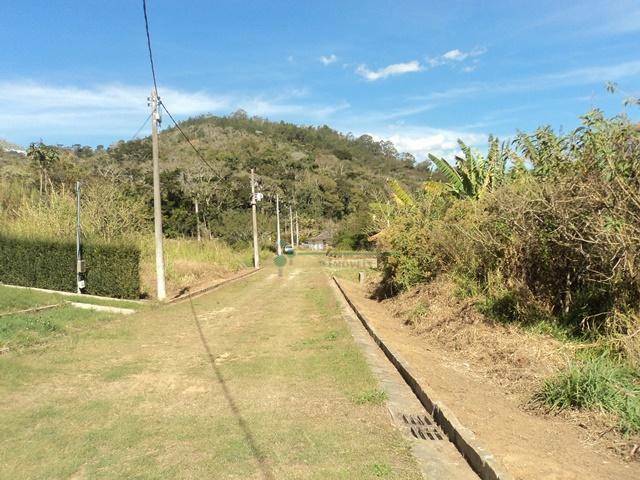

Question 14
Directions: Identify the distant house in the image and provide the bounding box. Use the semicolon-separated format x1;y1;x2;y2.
305;231;332;251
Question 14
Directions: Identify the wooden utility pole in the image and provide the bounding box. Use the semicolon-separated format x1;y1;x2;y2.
289;204;294;246
276;194;282;255
295;212;300;247
250;169;260;269
150;89;167;300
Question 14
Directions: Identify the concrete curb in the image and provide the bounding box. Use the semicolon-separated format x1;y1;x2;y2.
0;303;64;318
167;268;261;304
0;283;146;304
69;302;136;315
333;276;513;480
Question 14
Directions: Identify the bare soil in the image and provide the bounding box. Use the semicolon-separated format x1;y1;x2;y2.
339;278;640;480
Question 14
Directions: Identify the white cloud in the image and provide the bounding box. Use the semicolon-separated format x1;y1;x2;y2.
427;47;486;68
320;54;337;65
398;60;640;119
368;126;486;161
356;61;422;81
442;49;466;61
0;81;347;143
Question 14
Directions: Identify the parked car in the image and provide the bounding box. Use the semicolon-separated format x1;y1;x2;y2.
283;244;295;255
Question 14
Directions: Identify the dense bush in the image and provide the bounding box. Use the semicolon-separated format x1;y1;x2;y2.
0;235;140;299
377;111;640;341
374;111;640;433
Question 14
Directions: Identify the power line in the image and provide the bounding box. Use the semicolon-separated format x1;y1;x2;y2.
160;102;218;174
142;0;159;95
142;0;217;176
130;113;152;140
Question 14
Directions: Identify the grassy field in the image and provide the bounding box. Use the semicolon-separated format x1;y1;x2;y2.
0;285;144;352
0;257;421;479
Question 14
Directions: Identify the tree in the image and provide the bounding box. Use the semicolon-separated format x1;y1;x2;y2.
27;143;59;196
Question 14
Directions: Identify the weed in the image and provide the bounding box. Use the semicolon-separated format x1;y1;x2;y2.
371;462;392;477
355;389;388;405
535;354;640;434
324;330;339;341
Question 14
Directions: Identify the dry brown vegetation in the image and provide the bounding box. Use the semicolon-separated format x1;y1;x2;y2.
372;111;640;450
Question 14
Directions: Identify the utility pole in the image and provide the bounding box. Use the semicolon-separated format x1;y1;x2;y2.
276;194;282;256
289;204;294;246
194;197;201;242
295;212;300;247
250;169;260;269
149;89;167;301
75;181;85;294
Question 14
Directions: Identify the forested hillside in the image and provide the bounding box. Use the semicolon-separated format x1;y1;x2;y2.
0;110;428;246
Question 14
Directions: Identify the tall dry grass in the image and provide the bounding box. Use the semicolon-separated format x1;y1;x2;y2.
139;237;254;297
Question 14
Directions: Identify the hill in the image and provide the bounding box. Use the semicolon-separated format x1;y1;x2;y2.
0;139;25;154
0;112;430;245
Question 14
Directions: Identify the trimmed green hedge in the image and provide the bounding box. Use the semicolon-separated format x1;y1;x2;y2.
0;235;140;299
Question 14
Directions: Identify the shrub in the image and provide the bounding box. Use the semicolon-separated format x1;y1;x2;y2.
0;235;140;299
376;111;640;341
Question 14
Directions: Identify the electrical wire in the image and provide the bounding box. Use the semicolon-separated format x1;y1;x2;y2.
160;102;218;174
142;0;218;176
142;0;159;95
130;113;152;140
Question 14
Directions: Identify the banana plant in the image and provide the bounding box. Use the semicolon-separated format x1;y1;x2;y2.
428;136;507;199
387;178;415;207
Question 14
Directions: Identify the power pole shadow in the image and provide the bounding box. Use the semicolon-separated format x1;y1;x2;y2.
188;297;275;480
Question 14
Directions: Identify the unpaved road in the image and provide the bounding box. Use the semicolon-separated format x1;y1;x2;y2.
0;256;424;479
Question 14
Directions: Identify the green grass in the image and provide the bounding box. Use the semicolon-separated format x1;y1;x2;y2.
354;389;388;405
0;305;113;350
535;353;640;434
0;285;62;313
0;285;145;311
371;462;393;477
0;256;422;479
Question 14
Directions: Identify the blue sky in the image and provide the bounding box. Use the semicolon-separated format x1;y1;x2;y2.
1;0;639;160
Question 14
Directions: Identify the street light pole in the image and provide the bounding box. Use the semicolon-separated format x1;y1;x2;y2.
276;194;282;256
75;181;85;294
250;169;260;269
289;204;294;246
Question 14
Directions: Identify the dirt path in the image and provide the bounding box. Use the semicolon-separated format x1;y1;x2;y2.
337;279;640;480
0;257;422;479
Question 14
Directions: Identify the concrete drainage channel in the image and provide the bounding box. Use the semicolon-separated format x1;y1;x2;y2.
332;276;513;480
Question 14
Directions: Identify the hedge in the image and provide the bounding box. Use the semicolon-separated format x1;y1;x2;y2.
0;235;140;299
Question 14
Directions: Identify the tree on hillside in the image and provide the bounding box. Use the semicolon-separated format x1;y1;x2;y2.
27;143;59;196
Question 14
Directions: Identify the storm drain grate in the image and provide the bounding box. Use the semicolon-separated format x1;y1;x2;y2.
401;414;444;440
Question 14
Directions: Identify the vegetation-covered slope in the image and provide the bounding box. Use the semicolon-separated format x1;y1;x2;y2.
0;111;428;245
373;110;640;441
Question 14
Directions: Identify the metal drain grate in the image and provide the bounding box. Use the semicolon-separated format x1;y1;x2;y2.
401;414;444;440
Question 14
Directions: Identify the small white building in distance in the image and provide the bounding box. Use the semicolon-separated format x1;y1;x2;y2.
304;231;332;251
